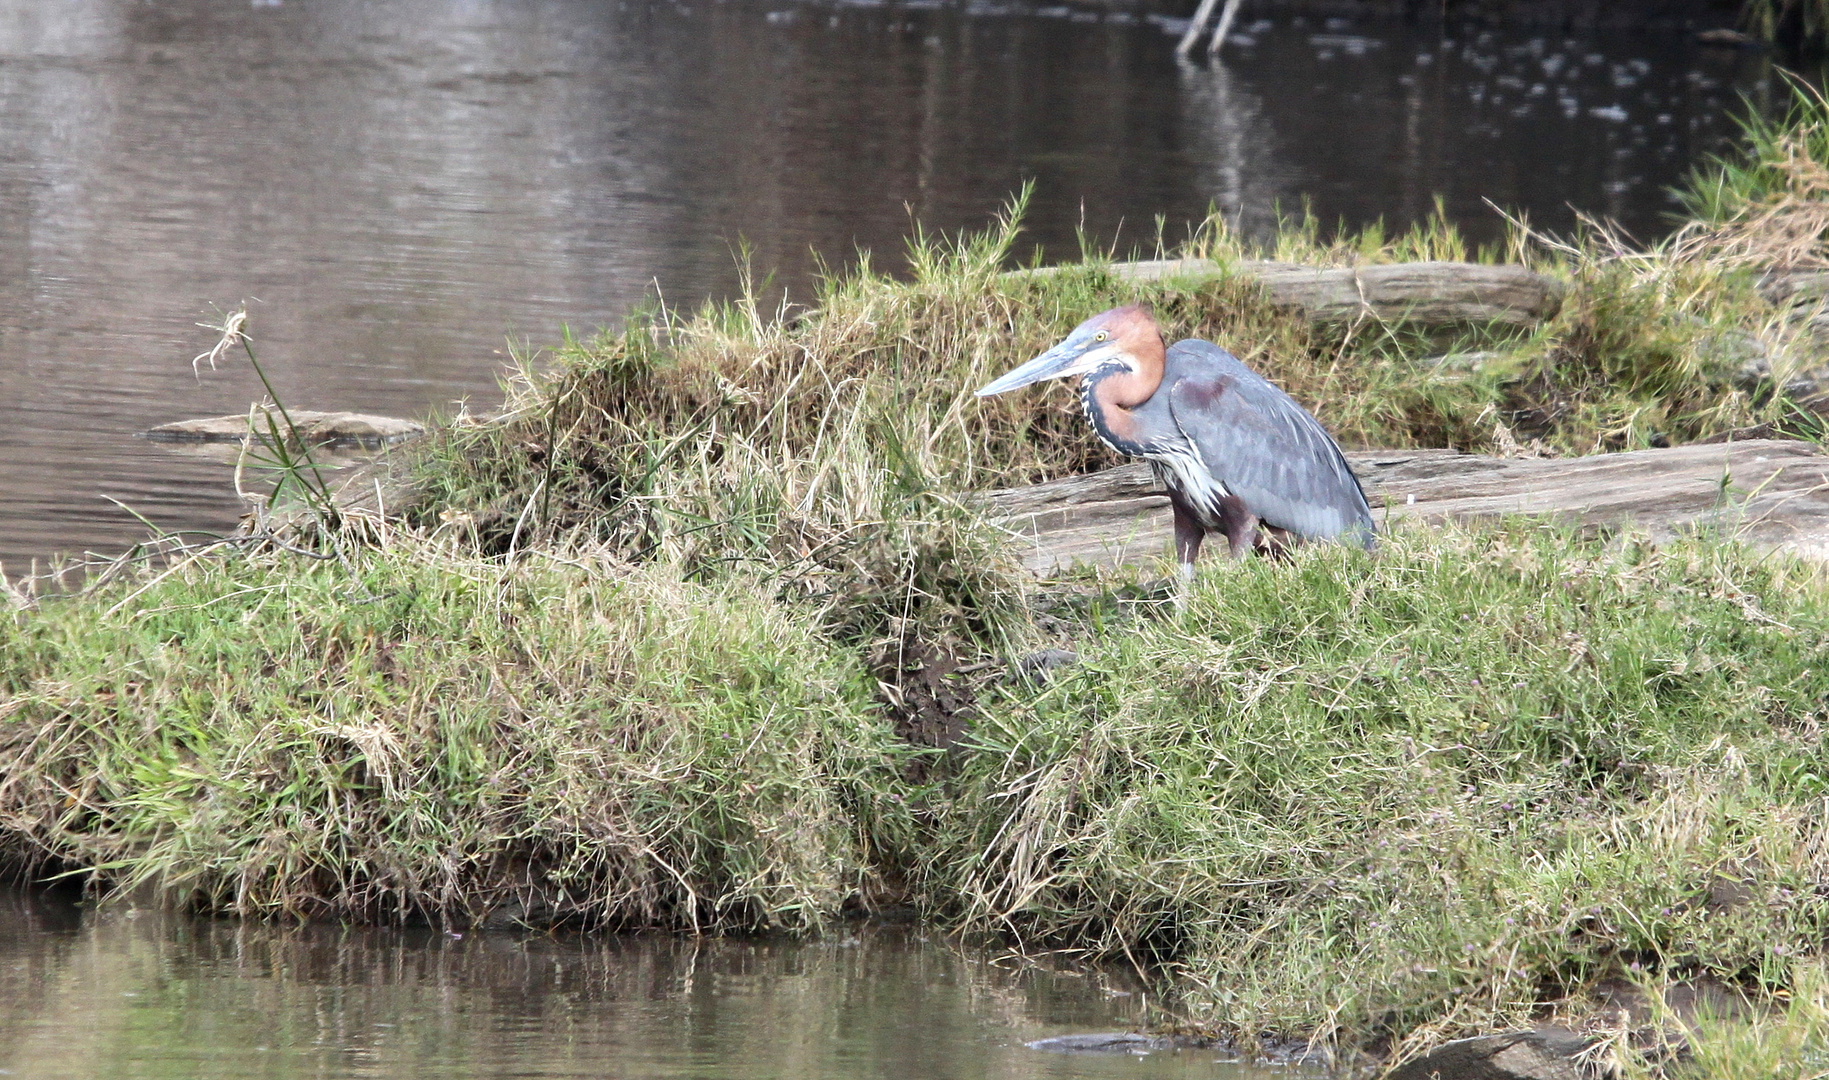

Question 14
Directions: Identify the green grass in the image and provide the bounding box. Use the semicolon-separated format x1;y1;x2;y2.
3;521;1828;1063
1594;961;1829;1080
0;545;915;929
922;524;1829;1047
1651;962;1829;1080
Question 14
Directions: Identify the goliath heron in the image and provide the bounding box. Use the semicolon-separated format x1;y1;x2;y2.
976;305;1374;574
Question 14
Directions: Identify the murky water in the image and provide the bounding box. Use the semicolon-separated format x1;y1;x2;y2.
0;0;1780;570
0;889;1281;1079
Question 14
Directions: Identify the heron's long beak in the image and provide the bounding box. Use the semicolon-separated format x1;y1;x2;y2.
974;339;1093;397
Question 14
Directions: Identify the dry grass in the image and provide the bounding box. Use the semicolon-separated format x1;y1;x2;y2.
1680;78;1829;271
1678;139;1829;272
0;537;916;930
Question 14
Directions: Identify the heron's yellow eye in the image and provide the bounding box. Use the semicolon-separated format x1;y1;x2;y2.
1094;331;1108;342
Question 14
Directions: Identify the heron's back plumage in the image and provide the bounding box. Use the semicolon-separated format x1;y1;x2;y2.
1146;340;1373;546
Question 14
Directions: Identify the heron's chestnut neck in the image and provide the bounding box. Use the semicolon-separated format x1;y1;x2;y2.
1080;332;1166;455
1095;337;1165;409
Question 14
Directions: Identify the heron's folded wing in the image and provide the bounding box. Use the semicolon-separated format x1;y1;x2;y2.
1165;344;1373;542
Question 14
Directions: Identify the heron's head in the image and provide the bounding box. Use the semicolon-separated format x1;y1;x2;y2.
974;305;1162;398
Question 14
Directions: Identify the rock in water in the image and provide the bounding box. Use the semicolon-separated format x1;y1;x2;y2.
1026;1033;1183;1054
142;408;425;449
1387;1029;1593;1080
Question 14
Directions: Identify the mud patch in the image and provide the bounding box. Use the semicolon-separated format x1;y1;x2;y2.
870;638;980;752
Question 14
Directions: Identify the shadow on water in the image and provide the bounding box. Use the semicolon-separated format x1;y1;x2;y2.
0;887;1289;1079
0;0;1796;570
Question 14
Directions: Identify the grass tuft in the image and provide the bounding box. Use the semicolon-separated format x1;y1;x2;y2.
1678;75;1829;270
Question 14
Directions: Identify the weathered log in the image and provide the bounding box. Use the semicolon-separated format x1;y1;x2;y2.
1020;259;1564;326
1248;260;1564;326
142;408;425;449
984;439;1829;575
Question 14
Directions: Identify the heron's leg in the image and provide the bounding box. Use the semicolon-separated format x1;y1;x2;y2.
1256;523;1298;560
1218;500;1259;559
1170;501;1205;580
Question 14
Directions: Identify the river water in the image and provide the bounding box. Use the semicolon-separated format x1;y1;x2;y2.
0;3;1782;1070
0;0;1782;574
0;888;1282;1079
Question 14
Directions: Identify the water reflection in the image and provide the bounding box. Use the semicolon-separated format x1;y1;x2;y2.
0;0;1779;571
1191;18;1772;238
0;889;1274;1079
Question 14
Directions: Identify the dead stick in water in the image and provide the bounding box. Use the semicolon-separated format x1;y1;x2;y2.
1206;0;1244;55
1175;0;1222;56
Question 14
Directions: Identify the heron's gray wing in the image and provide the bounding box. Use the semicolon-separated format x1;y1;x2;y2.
1165;341;1374;544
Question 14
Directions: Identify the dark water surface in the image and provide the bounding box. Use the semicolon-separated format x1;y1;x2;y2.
0;0;1781;569
0;889;1277;1079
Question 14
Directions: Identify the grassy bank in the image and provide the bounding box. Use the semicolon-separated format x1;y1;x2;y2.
0;547;919;928
3;521;1825;1068
7;87;1829;1071
932;525;1829;1055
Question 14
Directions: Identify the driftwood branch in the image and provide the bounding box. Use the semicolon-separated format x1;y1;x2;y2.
1019;258;1564;327
984;439;1829;575
142;409;425;449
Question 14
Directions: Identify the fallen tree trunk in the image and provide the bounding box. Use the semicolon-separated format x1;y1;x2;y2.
984;439;1829;575
1020;258;1565;326
1246;260;1564;326
142;408;425;449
